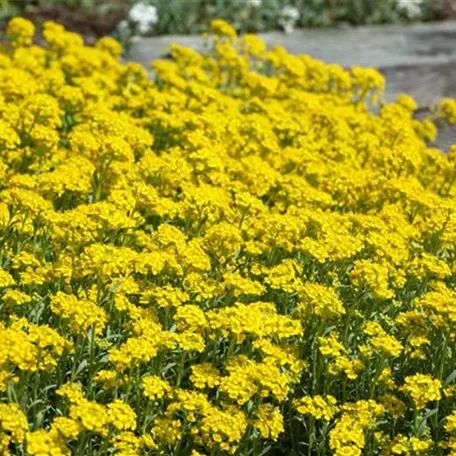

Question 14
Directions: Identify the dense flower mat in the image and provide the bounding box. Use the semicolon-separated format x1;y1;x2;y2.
2;16;456;456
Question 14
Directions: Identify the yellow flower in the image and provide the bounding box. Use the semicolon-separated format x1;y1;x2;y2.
7;17;35;47
190;363;221;389
0;268;15;288
106;400;137;431
26;429;70;456
351;260;394;300
400;374;442;409
2;288;31;306
253;404;284;440
210;19;237;42
95;36;122;59
294;395;339;421
142;375;171;400
50;292;107;336
0;403;27;444
298;282;345;319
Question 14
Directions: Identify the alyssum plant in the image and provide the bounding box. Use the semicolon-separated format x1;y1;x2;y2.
1;15;456;456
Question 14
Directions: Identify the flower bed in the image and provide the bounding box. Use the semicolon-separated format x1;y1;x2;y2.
1;16;456;456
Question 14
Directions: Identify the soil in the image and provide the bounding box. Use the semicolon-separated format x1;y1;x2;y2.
437;0;456;19
22;1;128;44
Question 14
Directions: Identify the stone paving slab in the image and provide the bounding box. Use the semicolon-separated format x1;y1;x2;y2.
129;21;456;151
129;21;456;102
130;22;456;67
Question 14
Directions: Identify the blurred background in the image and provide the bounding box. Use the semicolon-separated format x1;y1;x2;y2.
0;0;454;45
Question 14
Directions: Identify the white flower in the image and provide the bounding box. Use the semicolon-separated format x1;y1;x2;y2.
397;0;423;18
279;6;300;34
129;2;158;34
281;5;300;21
248;0;263;7
283;23;295;34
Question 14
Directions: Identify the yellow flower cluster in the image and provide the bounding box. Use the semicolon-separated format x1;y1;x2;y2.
400;374;442;410
294;395;339;421
1;15;456;456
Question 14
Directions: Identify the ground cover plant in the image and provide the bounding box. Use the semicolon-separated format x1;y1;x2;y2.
2;15;456;456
